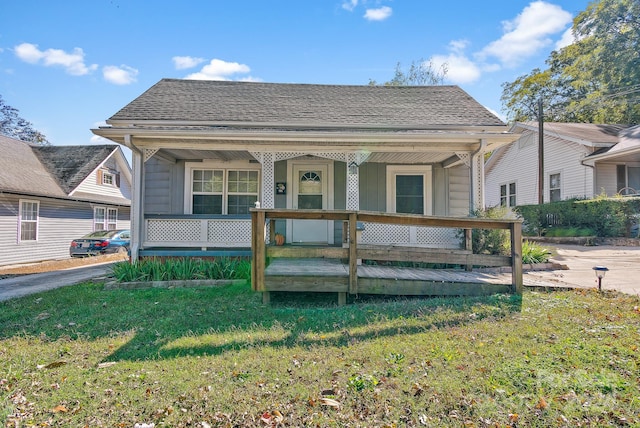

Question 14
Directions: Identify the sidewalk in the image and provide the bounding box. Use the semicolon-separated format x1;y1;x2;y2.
526;244;640;295
0;262;114;302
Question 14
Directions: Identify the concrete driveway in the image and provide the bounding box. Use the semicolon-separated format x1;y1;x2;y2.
0;262;115;302
527;244;640;295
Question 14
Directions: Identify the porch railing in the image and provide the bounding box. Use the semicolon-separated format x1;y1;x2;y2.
144;214;253;248
251;209;523;301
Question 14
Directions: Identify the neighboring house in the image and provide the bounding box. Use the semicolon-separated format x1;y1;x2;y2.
92;79;518;260
485;122;636;208
0;135;132;266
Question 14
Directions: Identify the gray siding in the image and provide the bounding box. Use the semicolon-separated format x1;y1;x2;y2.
359;163;386;211
144;157;185;214
0;194;130;266
448;165;470;216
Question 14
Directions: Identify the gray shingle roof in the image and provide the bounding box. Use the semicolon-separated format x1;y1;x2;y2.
519;122;629;144
0;134;120;199
109;79;505;128
0;135;66;197
32;145;116;194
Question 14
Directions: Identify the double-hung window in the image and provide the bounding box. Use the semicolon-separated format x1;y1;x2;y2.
549;173;561;202
190;168;259;215
94;207;118;230
18;200;39;242
500;182;517;207
386;165;432;215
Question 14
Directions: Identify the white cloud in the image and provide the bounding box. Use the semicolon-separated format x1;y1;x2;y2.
342;0;358;11
364;6;392;21
430;53;481;84
185;58;251;80
14;42;97;76
478;1;572;67
103;65;138;85
90;134;110;144
555;27;575;50
172;55;206;70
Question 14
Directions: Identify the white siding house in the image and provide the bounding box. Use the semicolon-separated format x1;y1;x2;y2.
0;135;132;266
485;122;632;208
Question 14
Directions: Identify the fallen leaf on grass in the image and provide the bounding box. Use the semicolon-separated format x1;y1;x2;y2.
52;405;68;413
37;361;67;370
320;397;341;408
97;362;117;369
535;397;549;410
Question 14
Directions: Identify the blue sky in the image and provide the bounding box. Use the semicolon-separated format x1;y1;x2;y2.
1;0;589;159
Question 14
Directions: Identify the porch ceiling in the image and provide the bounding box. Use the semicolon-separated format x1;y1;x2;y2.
155;148;457;165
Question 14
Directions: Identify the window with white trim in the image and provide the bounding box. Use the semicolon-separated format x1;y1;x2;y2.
190;168;259;215
102;172;114;185
18;200;39;242
500;182;517;207
549;173;561;202
94;207;118;230
386;165;432;215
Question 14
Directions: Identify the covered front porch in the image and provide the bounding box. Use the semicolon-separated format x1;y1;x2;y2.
121;139;509;259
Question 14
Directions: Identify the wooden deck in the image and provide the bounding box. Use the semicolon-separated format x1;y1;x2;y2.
264;258;512;304
252;209;523;305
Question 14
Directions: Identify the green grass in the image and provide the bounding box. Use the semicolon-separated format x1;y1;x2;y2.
1;281;639;426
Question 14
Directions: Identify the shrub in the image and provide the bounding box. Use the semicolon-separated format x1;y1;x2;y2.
515;197;640;238
522;240;550;264
110;257;251;283
470;206;510;256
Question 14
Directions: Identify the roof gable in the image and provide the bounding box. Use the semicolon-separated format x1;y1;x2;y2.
32;145;117;194
109;79;505;129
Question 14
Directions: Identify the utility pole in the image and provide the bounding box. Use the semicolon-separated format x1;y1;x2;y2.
538;98;544;205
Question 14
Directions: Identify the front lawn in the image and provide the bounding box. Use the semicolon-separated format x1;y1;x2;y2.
1;282;638;426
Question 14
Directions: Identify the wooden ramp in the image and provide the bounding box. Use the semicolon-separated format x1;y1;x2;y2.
264;258;512;302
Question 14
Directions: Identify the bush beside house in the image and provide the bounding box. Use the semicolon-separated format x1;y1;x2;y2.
515;197;640;238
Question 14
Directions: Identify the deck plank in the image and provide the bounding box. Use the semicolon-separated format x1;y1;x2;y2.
263;258;521;297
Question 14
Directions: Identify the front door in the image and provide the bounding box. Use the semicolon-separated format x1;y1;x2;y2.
289;162;333;244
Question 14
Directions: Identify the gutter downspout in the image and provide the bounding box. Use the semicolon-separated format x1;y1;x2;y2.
469;139;487;214
581;156;596;197
125;134;144;262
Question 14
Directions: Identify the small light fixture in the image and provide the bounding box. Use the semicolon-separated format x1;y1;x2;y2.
592;266;609;292
348;161;359;175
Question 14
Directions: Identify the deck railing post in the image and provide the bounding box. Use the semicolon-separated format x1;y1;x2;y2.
348;211;358;296
464;228;473;271
251;210;267;296
510;221;523;294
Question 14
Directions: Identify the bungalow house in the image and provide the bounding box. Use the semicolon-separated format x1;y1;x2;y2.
0;135;132;266
92;79;519;261
485;122;635;208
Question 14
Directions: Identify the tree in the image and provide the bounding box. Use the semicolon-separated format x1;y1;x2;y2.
0;95;49;144
369;59;448;86
501;0;640;124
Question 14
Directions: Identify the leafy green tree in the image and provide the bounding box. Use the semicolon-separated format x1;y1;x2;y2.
369;59;448;86
0;95;49;144
501;0;640;124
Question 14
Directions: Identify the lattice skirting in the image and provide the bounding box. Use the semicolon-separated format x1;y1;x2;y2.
360;223;462;249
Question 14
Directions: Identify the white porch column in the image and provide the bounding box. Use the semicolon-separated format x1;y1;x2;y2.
467;140;486;213
255;152;275;209
346;153;360;210
129;140;144;261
